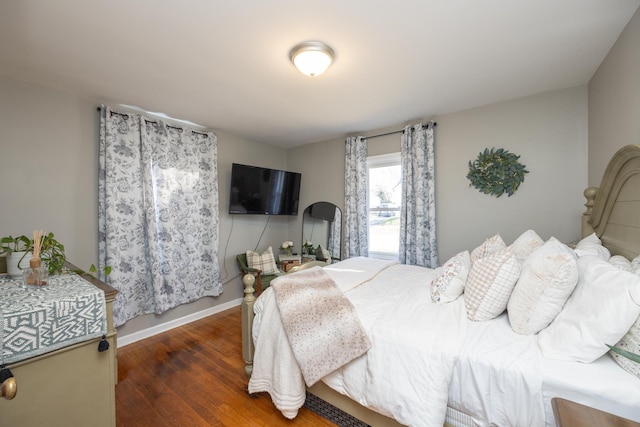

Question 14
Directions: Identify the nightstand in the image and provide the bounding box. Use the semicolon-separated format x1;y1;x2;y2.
552;398;640;427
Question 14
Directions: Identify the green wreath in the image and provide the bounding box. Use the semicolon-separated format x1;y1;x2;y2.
467;148;528;197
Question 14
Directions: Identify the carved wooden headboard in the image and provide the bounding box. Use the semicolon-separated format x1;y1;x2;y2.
582;144;640;260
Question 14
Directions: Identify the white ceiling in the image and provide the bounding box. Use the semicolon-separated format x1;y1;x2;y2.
1;1;638;148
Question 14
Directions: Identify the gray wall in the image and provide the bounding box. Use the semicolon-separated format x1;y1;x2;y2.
0;75;293;341
589;7;640;185
288;86;588;262
0;76;597;342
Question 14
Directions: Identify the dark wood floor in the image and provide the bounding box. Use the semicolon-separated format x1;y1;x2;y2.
115;306;337;426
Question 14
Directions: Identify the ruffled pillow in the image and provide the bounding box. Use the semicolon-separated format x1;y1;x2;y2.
470;233;506;264
465;248;520;321
431;251;471;304
508;229;544;265
246;246;280;275
609;255;631;271
574;232;611;260
631;254;640;275
507;237;578;335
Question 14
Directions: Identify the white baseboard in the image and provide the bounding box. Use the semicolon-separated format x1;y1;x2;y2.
116;298;242;348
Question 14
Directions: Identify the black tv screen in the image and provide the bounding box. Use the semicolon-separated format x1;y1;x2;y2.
229;163;301;215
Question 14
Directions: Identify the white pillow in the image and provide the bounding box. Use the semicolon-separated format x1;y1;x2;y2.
431;251;471;304
610;315;640;379
509;229;544;265
609;255;631;271
464;248;520;321
538;255;640;363
507;237;578;335
610;262;640;379
470;233;506;264
246;246;280;275
574;232;611;261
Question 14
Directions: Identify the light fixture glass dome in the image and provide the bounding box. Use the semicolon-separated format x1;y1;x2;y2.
289;41;335;77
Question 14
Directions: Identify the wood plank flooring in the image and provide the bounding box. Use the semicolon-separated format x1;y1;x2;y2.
115;307;337;426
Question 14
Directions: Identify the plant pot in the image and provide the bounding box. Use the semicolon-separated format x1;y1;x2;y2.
6;251;30;279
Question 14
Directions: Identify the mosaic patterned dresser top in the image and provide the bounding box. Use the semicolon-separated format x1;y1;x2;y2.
0;273;107;364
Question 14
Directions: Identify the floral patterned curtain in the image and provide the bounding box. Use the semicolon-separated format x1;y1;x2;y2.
99;106;222;327
344;136;368;258
399;122;438;267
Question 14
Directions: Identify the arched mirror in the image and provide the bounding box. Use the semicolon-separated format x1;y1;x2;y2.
301;202;342;263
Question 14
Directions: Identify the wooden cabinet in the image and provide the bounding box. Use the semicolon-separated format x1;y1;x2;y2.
0;270;118;427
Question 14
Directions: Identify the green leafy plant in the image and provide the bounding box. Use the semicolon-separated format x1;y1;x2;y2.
0;235;31;256
467;148;529;197
607;344;640;364
2;231;111;278
38;232;67;275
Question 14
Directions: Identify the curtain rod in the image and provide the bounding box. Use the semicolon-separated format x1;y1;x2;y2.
365;121;437;141
96;107;208;136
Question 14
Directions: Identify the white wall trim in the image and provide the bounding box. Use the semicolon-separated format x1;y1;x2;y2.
116;298;242;348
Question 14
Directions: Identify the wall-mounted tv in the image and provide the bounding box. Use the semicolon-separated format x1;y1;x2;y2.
229;163;301;215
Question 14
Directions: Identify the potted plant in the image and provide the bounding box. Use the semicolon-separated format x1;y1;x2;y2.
37;232;67;276
0;235;31;278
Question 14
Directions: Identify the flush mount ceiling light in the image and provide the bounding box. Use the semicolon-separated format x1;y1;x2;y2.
289;41;335;77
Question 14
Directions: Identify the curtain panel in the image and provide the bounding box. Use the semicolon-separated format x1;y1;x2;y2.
344;136;369;258
400;122;438;267
99;106;222;327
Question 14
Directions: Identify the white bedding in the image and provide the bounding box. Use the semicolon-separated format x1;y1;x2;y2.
251;257;640;426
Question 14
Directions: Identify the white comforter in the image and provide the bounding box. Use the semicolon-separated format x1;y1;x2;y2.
251;257;469;426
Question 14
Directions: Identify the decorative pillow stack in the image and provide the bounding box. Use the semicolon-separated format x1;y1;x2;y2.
431;251;471;304
573;232;611;260
246;246;280;275
538;255;640;363
507;237;578;335
464;247;520;321
508;229;544;265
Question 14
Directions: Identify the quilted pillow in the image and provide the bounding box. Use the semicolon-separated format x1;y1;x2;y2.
574;232;611;260
246;246;280;275
464;248;520;321
470;233;506;264
431;251;471;304
538;255;640;363
507;237;578;335
508;229;544;265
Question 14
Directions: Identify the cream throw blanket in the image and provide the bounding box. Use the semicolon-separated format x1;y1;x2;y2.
248;266;371;418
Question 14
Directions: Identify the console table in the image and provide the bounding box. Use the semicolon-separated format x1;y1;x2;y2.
0;266;118;427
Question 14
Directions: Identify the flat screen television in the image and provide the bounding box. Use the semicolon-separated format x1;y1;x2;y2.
229;163;301;215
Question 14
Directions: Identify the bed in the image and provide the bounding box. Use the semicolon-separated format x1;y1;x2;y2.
241;144;640;427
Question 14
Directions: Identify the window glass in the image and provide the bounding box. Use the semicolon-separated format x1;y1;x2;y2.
368;153;401;259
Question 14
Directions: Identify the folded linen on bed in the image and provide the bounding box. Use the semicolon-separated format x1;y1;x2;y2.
249;265;384;419
272;266;371;386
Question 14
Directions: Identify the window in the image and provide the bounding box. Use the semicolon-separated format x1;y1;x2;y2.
368;153;401;260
